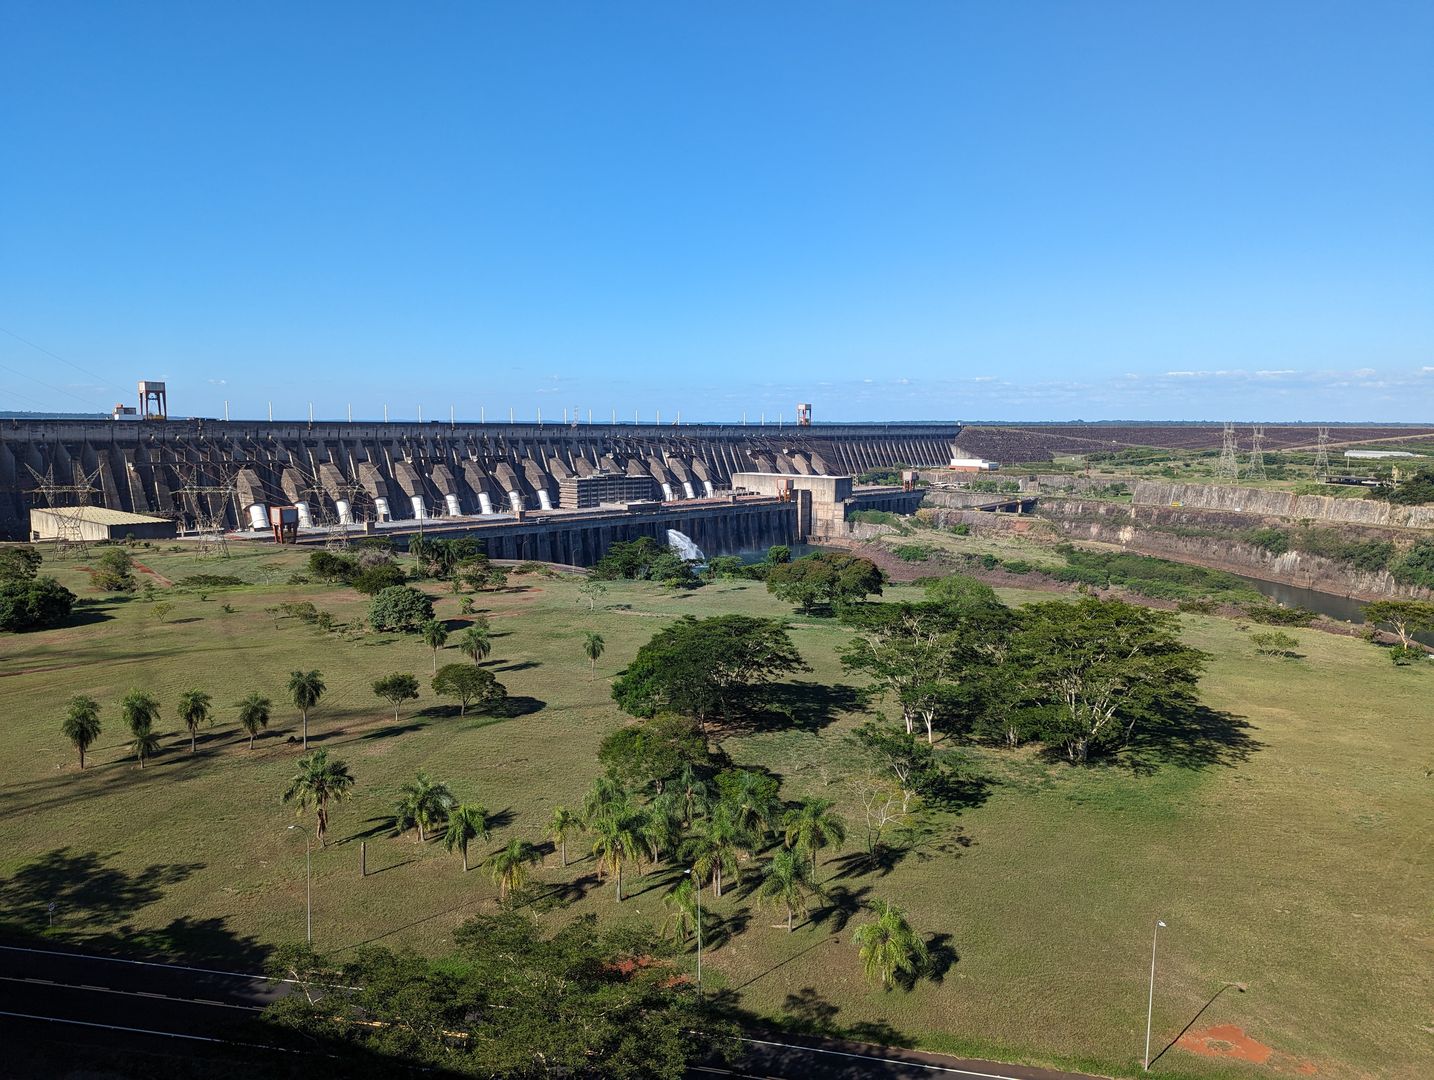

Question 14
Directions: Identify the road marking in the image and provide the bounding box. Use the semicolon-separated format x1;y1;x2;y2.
732;1035;1032;1080
0;944;270;982
0;1009;292;1052
0;976;262;1011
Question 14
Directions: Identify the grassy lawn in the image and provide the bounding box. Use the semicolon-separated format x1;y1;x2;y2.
2;542;1431;1079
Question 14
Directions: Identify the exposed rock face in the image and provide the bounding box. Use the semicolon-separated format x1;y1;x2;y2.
1131;480;1434;530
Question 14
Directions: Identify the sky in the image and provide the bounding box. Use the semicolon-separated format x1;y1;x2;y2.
2;1;1432;423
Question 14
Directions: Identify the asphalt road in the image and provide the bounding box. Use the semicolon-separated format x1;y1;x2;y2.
0;943;1100;1080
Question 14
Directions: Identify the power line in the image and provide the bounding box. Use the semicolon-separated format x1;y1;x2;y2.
0;324;123;395
0;357;109;410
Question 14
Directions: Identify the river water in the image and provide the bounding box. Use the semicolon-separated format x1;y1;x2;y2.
1228;572;1434;646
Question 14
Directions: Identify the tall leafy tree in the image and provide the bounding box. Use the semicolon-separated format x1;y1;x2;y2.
61;695;101;769
177;688;212;753
282;749;355;846
420;619;449;673
548;805;578;868
612;614;809;731
782;797;847;876
766;551;884;614
371;672;420;722
852;899;930;990
757;848;823;932
582;631;605;680
459;625;492;664
443;803;490;872
394;772;455;843
287;670;326;750
488;839;541;900
431;663;506;715
1364;599;1434;650
236;692;272;750
1010;597;1207;763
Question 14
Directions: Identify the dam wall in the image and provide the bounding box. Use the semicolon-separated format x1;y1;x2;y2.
0;419;957;539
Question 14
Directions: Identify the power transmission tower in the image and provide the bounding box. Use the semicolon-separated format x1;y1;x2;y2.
1217;423;1240;481
1246;426;1267;480
178;464;238;557
26;465;103;557
1314;427;1331;481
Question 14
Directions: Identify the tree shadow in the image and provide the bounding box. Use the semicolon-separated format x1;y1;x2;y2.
829;846;911;880
485;695;546;719
1121;704;1263;774
810;883;873;933
921;931;959;984
0;848;205;934
491;660;541;673
727;681;872;735
360;720;429;740
337;816;397;844
771;985;914;1047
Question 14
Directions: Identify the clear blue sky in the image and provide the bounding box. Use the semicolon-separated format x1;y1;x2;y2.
3;1;1431;422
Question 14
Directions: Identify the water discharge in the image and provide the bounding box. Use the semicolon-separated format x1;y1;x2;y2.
666;529;705;562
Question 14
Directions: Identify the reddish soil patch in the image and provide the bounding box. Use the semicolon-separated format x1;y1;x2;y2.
1177;1025;1317;1074
130;560;174;587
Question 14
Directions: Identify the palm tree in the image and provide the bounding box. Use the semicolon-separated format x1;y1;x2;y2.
131;721;161;769
664;877;699;945
673;763;712;826
236;692;272;750
120;690;161;769
679;804;743;898
488;839;540;900
459;625;491;664
582;631;605;680
420;619;449;674
757;848;823;932
177;688;212;753
394;772;455;843
287;670;326;750
443;803;490;872
61;695;101;769
581;775;632;829
723;770;782;841
549;805;578;868
782;798;847;877
852;899;930;990
590;809;652;902
282;749;355;846
642;793;681;865
120;689;160;734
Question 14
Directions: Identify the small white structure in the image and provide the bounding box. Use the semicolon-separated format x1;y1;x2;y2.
949;457;999;472
1345;450;1419;459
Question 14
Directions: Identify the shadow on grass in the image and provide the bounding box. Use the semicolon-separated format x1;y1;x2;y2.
724;681;873;736
360;719;430;740
491;659;541;673
766;985;915;1047
0;848;272;970
810;883;873;933
1122;704;1262;774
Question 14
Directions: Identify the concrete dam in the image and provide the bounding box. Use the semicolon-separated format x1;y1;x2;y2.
1;418;956;559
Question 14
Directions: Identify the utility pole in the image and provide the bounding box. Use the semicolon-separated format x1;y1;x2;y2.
1247;426;1267;479
1314;427;1330;481
1217;423;1240;481
1144;920;1166;1071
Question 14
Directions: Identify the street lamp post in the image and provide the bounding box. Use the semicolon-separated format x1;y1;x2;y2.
684;869;703;1000
1144;919;1166;1071
289;824;312;945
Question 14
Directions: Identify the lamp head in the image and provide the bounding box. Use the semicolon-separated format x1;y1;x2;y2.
1157;920;1167;928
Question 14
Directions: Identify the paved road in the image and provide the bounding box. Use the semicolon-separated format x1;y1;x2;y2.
1;943;1101;1080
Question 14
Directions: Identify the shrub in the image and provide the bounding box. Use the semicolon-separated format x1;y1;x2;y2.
368;586;435;632
0;576;75;631
352;561;407;595
177;574;244;589
308;550;357;583
90;548;137;592
949;523;971;536
0;546;43;583
1244;527;1290;555
1001;559;1034;575
891;544;933;563
1250;630;1300;657
1244;605;1316;627
1388;645;1422;666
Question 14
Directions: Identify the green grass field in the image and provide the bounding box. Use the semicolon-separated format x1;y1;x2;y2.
2;543;1431;1079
